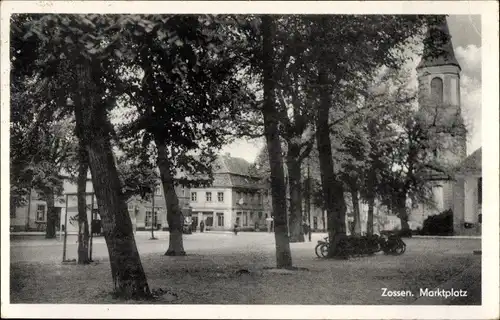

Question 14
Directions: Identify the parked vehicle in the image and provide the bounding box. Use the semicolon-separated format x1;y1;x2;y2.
314;232;406;258
379;232;406;255
315;236;329;258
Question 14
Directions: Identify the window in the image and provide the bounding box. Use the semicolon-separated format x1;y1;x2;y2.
217;192;224;202
155;186;161;196
478;177;482;205
257;193;262;203
36;204;45;221
249;212;254;221
258;212;263;219
430;77;444;104
127;203;134;211
243;212;248;226
181;187;186;197
217;212;224;227
206;192;212;202
191;192;197;202
205;216;214;227
145;209;159;227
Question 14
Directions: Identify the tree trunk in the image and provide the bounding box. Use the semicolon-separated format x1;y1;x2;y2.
44;190;57;238
396;193;410;231
315;69;347;258
77;144;90;264
156;139;186;256
262;15;293;269
286;144;304;243
74;59;151;299
366;195;375;236
351;189;361;236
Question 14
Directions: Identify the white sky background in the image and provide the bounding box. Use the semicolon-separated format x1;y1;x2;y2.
223;15;483;162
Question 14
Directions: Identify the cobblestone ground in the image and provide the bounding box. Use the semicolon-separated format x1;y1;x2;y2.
9;232;481;304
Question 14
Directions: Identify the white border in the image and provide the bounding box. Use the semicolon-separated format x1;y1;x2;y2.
1;1;498;319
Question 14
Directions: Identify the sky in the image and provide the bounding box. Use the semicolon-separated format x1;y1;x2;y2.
221;15;482;163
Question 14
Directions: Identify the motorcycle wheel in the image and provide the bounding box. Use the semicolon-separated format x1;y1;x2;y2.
393;242;406;255
320;243;330;258
315;243;323;258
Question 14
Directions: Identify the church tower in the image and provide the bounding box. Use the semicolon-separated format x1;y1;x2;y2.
415;16;467;215
416;16;467;168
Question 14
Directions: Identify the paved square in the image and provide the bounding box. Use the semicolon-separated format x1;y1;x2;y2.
10;232;481;304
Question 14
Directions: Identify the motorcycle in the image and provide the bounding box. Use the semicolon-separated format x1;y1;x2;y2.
315;236;329;258
379;233;406;255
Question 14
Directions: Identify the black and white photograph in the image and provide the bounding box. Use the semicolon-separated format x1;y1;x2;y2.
1;1;498;319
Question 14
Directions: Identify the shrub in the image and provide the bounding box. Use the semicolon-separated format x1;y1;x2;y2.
420;209;454;236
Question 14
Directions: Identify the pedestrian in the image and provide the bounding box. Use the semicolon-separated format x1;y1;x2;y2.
233;222;239;235
200;220;205;233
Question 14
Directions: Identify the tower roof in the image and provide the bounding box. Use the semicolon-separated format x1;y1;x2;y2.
417;16;461;71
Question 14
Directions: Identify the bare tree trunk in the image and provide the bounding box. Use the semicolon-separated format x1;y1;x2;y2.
286;145;304;243
315;69;347;258
44;190;57;238
262;15;293;268
366;195;375;236
155;139;186;256
77;144;90;264
74;59;151;299
351;189;361;235
396;193;410;231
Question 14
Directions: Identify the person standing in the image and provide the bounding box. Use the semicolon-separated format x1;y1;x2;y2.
200;220;205;233
233;222;239;235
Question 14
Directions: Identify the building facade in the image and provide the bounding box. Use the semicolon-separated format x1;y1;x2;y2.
452;148;482;235
127;183;190;231
10;189;50;232
189;154;266;231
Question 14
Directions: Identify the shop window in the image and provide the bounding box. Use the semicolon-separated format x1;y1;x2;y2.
205;216;214;227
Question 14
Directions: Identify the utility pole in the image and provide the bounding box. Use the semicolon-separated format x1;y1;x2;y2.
150;183;157;240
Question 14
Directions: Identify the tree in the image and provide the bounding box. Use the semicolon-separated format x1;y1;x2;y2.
13;14;155;298
303;15;430;256
261;15;293;268
116;15;250;255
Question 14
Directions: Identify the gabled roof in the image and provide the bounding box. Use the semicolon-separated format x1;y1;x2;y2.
417;16;461;71
215;154;257;177
456;147;482;175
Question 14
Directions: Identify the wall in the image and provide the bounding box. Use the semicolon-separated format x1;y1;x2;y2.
10;198;49;231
